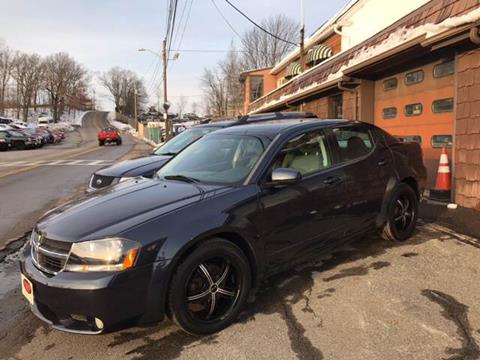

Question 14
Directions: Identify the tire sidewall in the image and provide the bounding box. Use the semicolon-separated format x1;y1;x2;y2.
169;239;251;335
386;184;419;241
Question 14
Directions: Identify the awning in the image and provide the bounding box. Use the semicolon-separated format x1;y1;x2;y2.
306;44;333;64
285;62;302;79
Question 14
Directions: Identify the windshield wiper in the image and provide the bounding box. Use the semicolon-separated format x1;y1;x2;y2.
164;174;200;183
154;151;177;156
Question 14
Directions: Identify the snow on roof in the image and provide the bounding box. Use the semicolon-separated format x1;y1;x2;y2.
270;0;360;75
252;6;480;113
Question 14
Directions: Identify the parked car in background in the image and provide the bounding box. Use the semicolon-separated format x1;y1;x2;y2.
0;124;13;131
0;131;12;151
0;130;33;150
37;113;54;127
0;117;13;125
21;119;426;335
88;112;318;192
97;127;122;146
17;128;43;148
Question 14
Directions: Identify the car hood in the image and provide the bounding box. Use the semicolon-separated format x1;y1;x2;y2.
37;178;229;242
96;155;172;177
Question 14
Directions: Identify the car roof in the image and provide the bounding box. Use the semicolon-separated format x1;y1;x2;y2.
208;119;357;138
194;112;318;130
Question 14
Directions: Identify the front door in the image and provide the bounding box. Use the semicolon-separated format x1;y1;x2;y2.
259;129;346;271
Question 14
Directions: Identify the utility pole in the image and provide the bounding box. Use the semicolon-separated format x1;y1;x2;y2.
299;0;305;71
162;38;171;141
134;83;138;130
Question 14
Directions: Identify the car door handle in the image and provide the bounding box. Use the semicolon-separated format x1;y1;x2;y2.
323;176;342;185
378;159;389;166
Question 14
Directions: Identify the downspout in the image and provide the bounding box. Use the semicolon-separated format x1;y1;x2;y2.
469;26;480;45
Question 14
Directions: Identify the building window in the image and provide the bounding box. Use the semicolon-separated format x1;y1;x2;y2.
249;76;263;102
432;98;454;113
405;70;424;85
405;103;423;116
383;78;398;91
383;107;397;119
396;135;422;143
329;94;343;119
432;135;453;148
434;60;454;78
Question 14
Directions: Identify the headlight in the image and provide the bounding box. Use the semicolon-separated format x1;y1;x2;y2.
64;238;140;272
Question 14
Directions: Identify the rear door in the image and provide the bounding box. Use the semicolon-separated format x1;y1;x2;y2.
326;125;393;233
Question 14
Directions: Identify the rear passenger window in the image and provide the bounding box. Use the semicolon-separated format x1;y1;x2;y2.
271;130;332;176
332;127;373;162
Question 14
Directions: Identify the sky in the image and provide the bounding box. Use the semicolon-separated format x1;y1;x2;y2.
0;0;350;113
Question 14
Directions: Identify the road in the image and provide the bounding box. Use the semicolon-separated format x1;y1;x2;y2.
0;111;137;246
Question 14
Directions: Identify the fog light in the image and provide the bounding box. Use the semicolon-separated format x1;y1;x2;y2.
95;317;104;330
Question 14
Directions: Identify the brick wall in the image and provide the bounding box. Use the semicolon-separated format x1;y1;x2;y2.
455;49;480;211
343;91;356;120
302;97;329;118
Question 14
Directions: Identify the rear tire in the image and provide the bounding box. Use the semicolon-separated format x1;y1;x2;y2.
116;139;122;146
382;183;418;242
168;238;251;335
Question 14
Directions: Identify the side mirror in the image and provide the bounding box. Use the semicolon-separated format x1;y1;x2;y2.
268;168;302;186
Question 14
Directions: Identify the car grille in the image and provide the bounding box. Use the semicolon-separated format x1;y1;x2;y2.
90;174;115;189
31;231;71;275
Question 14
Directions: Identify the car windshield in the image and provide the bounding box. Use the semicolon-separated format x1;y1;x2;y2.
153;127;217;155
157;134;267;185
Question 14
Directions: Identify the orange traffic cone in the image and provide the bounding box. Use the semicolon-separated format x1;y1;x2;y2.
435;147;451;191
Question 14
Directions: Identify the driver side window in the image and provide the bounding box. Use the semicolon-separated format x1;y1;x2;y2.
271;130;332;177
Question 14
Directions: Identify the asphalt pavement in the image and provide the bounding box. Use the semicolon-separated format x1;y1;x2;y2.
0;111;135;246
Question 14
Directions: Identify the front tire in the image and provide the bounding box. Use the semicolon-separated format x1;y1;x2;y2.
382;183;418;242
168;238;251;335
98;140;104;146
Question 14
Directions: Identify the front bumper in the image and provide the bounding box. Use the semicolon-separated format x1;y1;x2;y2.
20;255;164;334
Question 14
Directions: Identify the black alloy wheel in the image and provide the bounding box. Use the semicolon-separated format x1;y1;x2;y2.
382;183;418;241
168;238;251;335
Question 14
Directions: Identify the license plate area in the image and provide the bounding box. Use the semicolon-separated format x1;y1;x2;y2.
21;274;34;305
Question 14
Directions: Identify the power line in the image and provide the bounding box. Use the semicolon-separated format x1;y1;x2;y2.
175;0;194;52
210;0;244;42
223;0;299;47
167;0;179;53
170;48;246;53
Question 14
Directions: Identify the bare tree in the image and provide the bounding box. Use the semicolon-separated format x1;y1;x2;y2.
100;67;147;116
43;52;87;121
0;47;14;116
176;96;188;118
241;14;299;69
201;68;227;118
190;101;198;115
220;45;244;116
11;53;43;121
201;44;244;118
